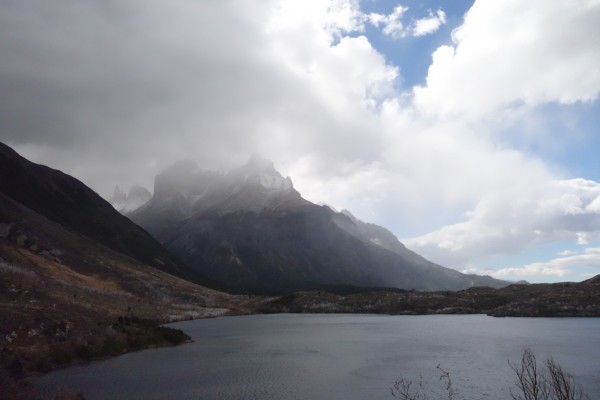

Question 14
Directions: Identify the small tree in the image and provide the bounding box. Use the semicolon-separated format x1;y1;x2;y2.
545;357;582;400
390;377;429;400
392;349;588;400
510;348;547;400
510;349;588;400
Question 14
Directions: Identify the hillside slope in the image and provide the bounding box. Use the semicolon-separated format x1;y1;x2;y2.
0;143;250;379
0;142;193;281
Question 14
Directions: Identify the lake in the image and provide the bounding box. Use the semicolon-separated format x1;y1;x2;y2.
33;314;600;399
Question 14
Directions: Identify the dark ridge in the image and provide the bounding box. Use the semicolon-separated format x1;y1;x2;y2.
0;142;193;281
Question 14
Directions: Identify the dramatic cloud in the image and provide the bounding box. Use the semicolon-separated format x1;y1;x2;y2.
1;0;599;282
413;0;600;119
405;179;600;269
1;0;396;194
400;0;600;281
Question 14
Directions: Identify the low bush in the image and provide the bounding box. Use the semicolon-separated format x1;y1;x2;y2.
112;316;191;350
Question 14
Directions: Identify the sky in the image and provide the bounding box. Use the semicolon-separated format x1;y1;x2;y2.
2;0;600;284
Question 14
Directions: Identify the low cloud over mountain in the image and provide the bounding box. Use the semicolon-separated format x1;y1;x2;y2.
131;157;508;293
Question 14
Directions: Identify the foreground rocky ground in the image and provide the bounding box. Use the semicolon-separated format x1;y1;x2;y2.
0;215;259;399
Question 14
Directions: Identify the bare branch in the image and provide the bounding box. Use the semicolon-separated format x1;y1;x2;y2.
437;364;455;400
390;377;429;400
509;348;548;400
545;357;587;400
390;349;588;400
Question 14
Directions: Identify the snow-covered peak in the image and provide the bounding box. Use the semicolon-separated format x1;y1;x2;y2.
229;155;294;192
259;174;293;191
110;185;127;204
152;159;224;202
145;156;303;216
110;185;152;214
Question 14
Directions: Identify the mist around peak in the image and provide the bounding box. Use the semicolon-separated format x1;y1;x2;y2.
109;184;152;213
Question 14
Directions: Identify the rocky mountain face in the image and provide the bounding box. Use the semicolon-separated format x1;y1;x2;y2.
131;157;509;293
109;185;152;213
0;142;191;281
333;209;507;289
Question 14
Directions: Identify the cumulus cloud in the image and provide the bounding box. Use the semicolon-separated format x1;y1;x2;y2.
393;0;600;281
1;0;396;195
461;247;600;282
1;0;600;283
412;9;446;37
413;0;600;119
266;0;366;42
558;250;576;257
404;179;600;268
368;5;409;39
493;247;600;280
367;5;446;39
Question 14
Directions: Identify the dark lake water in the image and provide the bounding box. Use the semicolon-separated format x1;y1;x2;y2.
33;314;600;399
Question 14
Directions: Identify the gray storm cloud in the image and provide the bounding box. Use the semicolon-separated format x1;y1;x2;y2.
0;0;387;197
0;2;285;192
2;0;600;283
1;1;267;164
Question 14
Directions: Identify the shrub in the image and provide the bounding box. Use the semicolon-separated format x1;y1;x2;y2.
391;349;588;400
510;349;588;400
112;317;191;350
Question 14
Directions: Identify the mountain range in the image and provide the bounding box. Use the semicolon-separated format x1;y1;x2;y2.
2;140;599;390
130;155;508;293
0;142;244;378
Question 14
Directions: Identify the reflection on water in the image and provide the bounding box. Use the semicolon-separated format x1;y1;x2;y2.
33;314;600;400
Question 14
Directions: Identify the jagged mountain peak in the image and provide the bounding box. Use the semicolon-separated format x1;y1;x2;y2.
319;203;339;212
137;156;305;222
153;156;294;200
340;209;357;221
111;185;127;203
109;184;152;213
228;155;293;192
153;160;223;201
